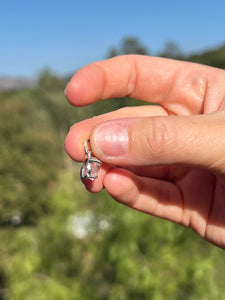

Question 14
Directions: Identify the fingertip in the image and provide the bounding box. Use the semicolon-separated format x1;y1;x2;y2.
65;76;83;106
64;124;86;161
64;129;74;159
65;62;105;106
65;67;92;107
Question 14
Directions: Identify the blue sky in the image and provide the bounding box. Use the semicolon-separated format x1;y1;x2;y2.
1;0;225;77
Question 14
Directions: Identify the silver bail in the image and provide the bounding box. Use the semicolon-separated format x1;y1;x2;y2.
84;139;91;156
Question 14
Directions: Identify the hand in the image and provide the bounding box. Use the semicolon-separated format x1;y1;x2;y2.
64;55;225;249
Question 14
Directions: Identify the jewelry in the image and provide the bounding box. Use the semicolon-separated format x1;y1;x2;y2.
80;139;102;181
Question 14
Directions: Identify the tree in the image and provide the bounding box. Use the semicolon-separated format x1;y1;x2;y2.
38;69;66;92
0;92;62;225
159;41;184;59
107;37;149;58
187;44;225;69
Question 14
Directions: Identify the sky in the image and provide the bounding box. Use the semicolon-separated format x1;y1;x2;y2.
0;0;225;78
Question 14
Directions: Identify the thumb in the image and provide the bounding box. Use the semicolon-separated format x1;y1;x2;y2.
90;111;225;173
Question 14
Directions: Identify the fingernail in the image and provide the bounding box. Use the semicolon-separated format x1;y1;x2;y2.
94;124;129;157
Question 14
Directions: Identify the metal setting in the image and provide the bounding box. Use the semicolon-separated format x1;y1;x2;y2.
80;139;102;181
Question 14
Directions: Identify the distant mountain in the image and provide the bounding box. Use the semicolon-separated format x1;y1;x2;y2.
0;76;37;91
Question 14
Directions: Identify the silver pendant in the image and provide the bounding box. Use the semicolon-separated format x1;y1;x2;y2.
80;139;102;181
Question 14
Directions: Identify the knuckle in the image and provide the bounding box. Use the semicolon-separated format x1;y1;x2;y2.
141;117;176;162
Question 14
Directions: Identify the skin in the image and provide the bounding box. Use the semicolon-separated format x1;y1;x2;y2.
64;55;225;250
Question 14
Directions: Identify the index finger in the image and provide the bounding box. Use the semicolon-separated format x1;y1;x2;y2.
65;55;224;115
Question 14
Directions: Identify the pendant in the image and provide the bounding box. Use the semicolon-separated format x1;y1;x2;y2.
80;139;102;181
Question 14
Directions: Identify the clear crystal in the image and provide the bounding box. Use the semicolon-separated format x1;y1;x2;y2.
80;158;101;180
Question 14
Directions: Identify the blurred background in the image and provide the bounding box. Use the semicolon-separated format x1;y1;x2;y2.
1;0;225;299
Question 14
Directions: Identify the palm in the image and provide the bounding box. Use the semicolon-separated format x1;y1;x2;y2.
166;165;225;247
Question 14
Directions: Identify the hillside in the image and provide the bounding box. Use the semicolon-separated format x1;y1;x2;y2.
187;43;225;69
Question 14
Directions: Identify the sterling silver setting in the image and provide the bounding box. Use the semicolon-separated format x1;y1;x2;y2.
80;139;102;181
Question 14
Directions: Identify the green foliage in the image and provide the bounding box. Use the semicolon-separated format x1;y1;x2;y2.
107;37;149;58
3;167;225;299
187;44;225;69
38;69;67;92
0;92;61;224
158;41;184;60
